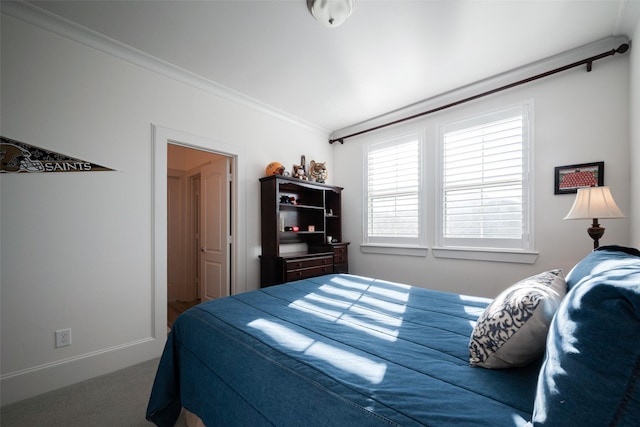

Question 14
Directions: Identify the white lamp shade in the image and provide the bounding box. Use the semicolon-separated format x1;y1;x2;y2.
564;186;625;220
308;0;356;27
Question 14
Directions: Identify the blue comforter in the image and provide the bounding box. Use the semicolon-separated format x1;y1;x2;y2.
147;274;539;426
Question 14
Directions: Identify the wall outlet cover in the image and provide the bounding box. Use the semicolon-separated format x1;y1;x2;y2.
55;329;72;348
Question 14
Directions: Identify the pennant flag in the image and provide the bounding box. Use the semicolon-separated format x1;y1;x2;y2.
1;136;115;173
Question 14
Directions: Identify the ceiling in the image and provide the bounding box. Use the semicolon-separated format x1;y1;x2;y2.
26;0;640;133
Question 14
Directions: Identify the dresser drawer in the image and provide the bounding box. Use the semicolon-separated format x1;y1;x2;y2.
286;264;333;281
333;246;347;264
284;255;333;282
284;255;332;271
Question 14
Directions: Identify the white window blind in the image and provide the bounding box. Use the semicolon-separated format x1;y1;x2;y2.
439;104;532;250
365;135;423;246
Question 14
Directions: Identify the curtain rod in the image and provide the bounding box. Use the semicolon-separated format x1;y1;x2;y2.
329;43;630;145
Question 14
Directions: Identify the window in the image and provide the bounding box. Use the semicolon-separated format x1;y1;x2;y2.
363;133;424;250
437;103;533;252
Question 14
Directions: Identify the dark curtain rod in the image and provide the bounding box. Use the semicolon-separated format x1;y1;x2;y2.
329;43;630;144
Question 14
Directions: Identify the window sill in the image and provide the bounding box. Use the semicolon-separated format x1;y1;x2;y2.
432;247;538;264
360;244;428;257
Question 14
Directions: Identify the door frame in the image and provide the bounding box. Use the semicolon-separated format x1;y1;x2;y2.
152;124;247;338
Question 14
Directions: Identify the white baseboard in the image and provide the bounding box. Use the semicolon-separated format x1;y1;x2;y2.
1;337;164;406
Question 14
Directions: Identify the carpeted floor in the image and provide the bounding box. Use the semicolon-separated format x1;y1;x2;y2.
0;357;187;427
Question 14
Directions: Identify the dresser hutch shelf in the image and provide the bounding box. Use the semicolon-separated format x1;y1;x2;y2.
259;175;349;287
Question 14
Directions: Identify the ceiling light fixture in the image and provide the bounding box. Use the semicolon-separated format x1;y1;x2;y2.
307;0;356;28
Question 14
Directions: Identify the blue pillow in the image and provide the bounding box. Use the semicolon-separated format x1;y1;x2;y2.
565;245;640;290
532;249;640;426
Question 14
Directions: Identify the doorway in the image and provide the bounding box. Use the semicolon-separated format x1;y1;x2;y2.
153;125;247;338
167;144;232;326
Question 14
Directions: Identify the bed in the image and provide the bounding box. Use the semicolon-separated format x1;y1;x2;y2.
147;247;640;426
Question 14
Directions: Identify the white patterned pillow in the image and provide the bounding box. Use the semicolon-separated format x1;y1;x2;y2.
469;269;567;369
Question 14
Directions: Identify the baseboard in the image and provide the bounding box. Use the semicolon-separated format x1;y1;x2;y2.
1;337;164;406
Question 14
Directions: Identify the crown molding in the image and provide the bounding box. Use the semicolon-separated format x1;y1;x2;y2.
2;1;329;136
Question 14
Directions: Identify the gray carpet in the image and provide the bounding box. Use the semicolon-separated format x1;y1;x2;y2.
1;357;187;427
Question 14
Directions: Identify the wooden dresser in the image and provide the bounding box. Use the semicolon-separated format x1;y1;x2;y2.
259;175;349;287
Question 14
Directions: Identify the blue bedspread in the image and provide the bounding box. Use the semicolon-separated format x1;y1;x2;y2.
147;274;539;426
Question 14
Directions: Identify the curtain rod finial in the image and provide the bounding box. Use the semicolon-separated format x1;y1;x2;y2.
617;43;629;54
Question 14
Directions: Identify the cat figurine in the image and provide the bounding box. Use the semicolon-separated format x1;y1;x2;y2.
309;160;327;183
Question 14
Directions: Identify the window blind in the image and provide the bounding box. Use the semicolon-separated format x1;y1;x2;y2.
366;137;421;243
441;105;530;249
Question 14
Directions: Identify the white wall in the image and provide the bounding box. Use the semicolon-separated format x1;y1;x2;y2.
1;3;637;406
333;43;632;298
631;20;640;248
0;8;333;404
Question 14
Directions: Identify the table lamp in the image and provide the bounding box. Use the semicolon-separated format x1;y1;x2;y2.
563;186;625;249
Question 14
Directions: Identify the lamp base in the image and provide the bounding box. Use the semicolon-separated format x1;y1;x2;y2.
587;218;604;249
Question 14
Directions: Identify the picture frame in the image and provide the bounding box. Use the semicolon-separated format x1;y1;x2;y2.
554;161;604;194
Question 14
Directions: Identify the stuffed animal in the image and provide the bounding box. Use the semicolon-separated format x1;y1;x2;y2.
309;160;327;183
293;164;307;180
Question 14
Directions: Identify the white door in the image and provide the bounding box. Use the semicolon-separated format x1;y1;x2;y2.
200;157;230;301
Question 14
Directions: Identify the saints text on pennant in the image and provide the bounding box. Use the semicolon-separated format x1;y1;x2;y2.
1;136;115;173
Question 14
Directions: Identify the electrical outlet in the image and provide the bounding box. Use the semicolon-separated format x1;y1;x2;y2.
55;329;72;348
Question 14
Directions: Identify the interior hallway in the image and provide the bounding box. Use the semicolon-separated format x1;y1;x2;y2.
168;300;200;329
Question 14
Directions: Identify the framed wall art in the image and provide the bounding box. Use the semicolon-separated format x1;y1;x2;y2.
554;161;604;194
